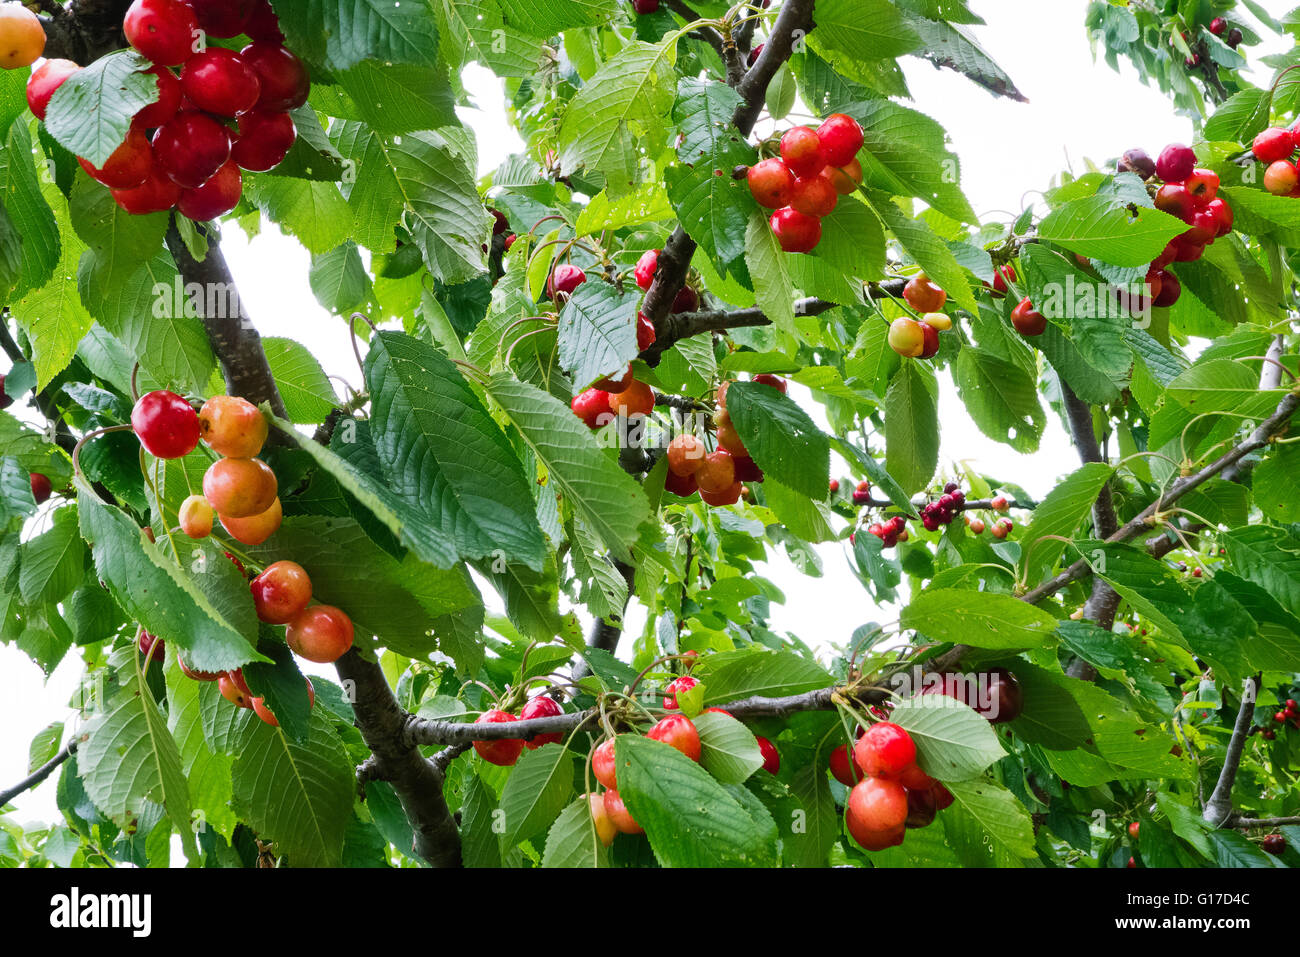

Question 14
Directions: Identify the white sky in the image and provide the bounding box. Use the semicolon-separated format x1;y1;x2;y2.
2;0;1291;828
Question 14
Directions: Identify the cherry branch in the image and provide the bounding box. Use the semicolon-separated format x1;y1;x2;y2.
39;0;133;65
0;739;78;808
1228;815;1300;828
1202;675;1260;827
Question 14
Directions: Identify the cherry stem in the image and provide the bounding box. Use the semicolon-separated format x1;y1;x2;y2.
129;363;142;404
71;424;135;495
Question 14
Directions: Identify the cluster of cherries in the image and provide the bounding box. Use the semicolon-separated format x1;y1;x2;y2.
1250;696;1300;741
746;114;865;254
887;274;952;358
24;0;308;220
834;722;952;851
470;695;567;767
1252;123;1300;196
965;494;1014;539
129;387;356;705
918;481;966;532
662;376;776;507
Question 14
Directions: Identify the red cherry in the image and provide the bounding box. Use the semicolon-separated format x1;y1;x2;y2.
177;158;243;221
780;126;825;178
918;320;940;360
663;675;699;710
1262;833;1287;855
26;59;79;121
607;379;653;418
240;42;311;112
816;113;864;168
571;387;612;429
472;710;524;766
1253;127;1295;164
1117;148;1156;179
1155;143;1196;182
602;788;642;834
1010;297;1047;336
789;173;838;216
1204;198;1233;237
747;158;795;209
664;469;698;498
153;111;232;188
177;652;221;681
124;0;200;66
134;64;183;128
1264;160;1299;196
79;125;153;189
1172;236;1205;262
829;743;866;786
1182;208;1217;245
1153;183;1194;219
646;714;702;762
285;605;354;663
632;0;659;12
821;157;862;195
752;373;788;393
520;695;564;749
1183;168;1219;204
846;777;909;843
138;631;166;662
218;673;253;708
251;678;315;728
905;785;938;829
186;0;255;38
898;761;935;791
636;311;656;350
1128;821;1140;840
182;48;261;117
132;390;200;459
231;109;296;171
592;737;618;789
769;207;821;253
244;0;283;42
111;167;183;215
250;560;312;625
903;274;946;312
1209;17;1226;36
991;263;1016;295
671;285;699;313
854;722;917;779
593;363;633;393
756;736;780;774
634;249;659;290
30;472;52;504
548;263;587;301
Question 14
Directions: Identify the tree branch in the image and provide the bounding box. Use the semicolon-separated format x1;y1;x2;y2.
1203;675;1260;826
40;0;132;65
0;738;78;808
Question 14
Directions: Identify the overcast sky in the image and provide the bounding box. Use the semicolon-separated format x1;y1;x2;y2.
1;0;1290;829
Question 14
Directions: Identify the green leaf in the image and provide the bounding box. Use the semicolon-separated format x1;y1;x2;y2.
853;99;974;222
808;0;922;65
1203;88;1272;143
556;281;640;388
0;121;58;299
884;361;939;494
309;242;372;315
276;0;442;71
497;743;574;849
692;649;833;702
813;196;887;280
484;374;651;562
784;763;838;867
1037;195;1187;266
364;332;548;570
494;0;618;36
873;198;978;313
1220;185;1300;246
900;588;1058;649
44;51;156;167
617;735;771;867
230;710;356;867
543;796;609;868
1018;462;1114;586
744;208;797;336
724;381;829;500
945;778;1037;860
952;347;1045;453
1222;525;1300;619
891;694;1006;782
16;188;92;389
333;61;459;135
19;509;84;604
693;710;764;784
262;337;339;425
249;176;354;254
558;39;677;186
164;661;236;840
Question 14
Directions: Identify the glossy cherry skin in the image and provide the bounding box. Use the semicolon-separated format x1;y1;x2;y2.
822;157;862;195
1011;297;1047;336
199;395;268;457
1264;160;1299;196
0;4;45;69
203;456;277;518
991;263;1016;295
903;274;946;312
592;737;619;790
747;158;795;209
26;59;79;121
240;42;310;112
133;390;200;459
780;126;825;178
252;678;315;728
846;778;909;845
593;362;632;392
608;380;654;418
548;263;587;301
153;111;232;188
231;110;296;171
219;497;281;545
135;64;183;128
1152;268;1180;306
854;722;917;779
27;471;51;504
587;793;617;846
671;285;699;313
918;321;940;360
634;249;659;290
753;373;788;393
218;672;253;708
646;714;702;762
829;743;866;786
603;789;643;834
700;481;741;506
250;560;313;625
571;388;612;429
769;207;821;253
177;158;243;221
756;736;780;774
636;311;656;350
178;494;213;538
663;675;700;710
113;168;182;216
1153;183;1195;219
695;451;736;495
1117;148;1155;179
138;631;166;663
177;652;222;681
181;47;261;117
888;317;925;358
1203;198;1233;237
519;695;564;749
905;785;938;829
187;0;256;38
1155;143;1196;182
1253;127;1295;164
663;469;698;498
244;0;284;41
471;710;524;766
898;761;935;791
80;125;153;189
790;173;838;216
124;0;200;67
667;433;707;476
1262;833;1286;855
286;605;354;664
1184;168;1219;203
816;113;864;168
